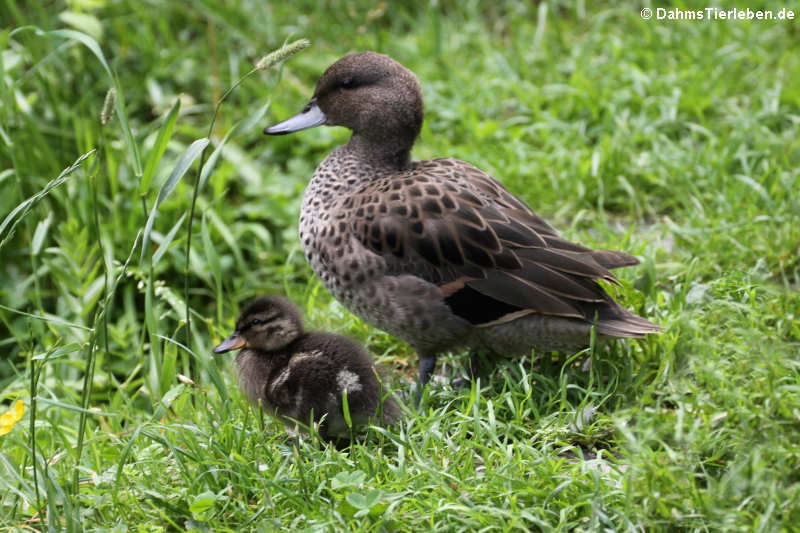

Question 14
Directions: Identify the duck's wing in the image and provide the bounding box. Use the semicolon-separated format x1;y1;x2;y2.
349;158;659;335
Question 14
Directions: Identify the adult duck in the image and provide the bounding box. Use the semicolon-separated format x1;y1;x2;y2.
264;52;660;389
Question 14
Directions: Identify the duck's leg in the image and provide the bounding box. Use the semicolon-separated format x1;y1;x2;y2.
414;354;437;403
418;354;437;388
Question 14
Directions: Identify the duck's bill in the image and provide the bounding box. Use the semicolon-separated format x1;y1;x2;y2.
264;98;326;135
213;333;246;354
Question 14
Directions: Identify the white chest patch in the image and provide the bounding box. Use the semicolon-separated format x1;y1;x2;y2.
336;369;363;393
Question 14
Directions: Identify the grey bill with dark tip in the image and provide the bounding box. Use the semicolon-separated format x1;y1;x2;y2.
264;98;326;135
213;333;246;354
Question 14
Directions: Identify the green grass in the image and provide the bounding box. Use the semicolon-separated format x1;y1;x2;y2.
2;0;799;530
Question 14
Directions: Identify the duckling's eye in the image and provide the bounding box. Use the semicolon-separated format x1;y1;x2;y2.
340;77;355;89
248;319;264;328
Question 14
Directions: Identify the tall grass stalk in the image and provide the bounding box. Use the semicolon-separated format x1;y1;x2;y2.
182;38;310;351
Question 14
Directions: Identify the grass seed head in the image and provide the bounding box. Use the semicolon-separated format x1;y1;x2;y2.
100;88;116;125
255;39;311;71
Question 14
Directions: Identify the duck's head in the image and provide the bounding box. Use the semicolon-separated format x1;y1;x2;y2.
265;52;423;160
213;296;304;354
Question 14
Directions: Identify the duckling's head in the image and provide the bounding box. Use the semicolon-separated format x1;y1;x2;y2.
213;296;304;354
265;52;423;156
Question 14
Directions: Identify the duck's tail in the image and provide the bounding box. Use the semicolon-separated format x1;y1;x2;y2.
591;249;641;270
595;303;662;338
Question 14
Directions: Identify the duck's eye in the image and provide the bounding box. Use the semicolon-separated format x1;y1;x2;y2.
340;77;355;89
248;319;264;328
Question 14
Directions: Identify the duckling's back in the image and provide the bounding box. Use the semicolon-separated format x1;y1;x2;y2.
291;332;401;432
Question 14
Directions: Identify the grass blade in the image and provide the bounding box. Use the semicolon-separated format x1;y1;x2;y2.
201;212;222;323
141;138;209;263
46;28;142;176
152;213;187;267
196;98;271;191
140;98;181;196
0;150;94;252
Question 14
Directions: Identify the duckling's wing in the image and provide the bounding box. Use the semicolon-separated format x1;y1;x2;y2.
351;158;658;334
277;351;339;421
286;336;394;431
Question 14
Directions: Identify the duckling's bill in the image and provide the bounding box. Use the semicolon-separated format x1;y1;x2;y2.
264;98;326;135
213;332;247;354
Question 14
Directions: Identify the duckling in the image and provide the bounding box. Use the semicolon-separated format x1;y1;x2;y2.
213;296;400;440
264;52;661;391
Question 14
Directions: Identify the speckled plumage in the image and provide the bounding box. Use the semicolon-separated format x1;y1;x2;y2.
266;52;661;387
213;296;400;439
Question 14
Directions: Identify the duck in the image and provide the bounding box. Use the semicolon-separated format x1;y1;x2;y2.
264;51;661;390
213;296;400;440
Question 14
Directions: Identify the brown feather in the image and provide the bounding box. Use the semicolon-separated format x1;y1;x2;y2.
468;271;585;319
591;249;640;269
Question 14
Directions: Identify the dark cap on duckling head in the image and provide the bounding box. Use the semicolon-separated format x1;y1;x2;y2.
213;296;304;355
265;52;423;162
